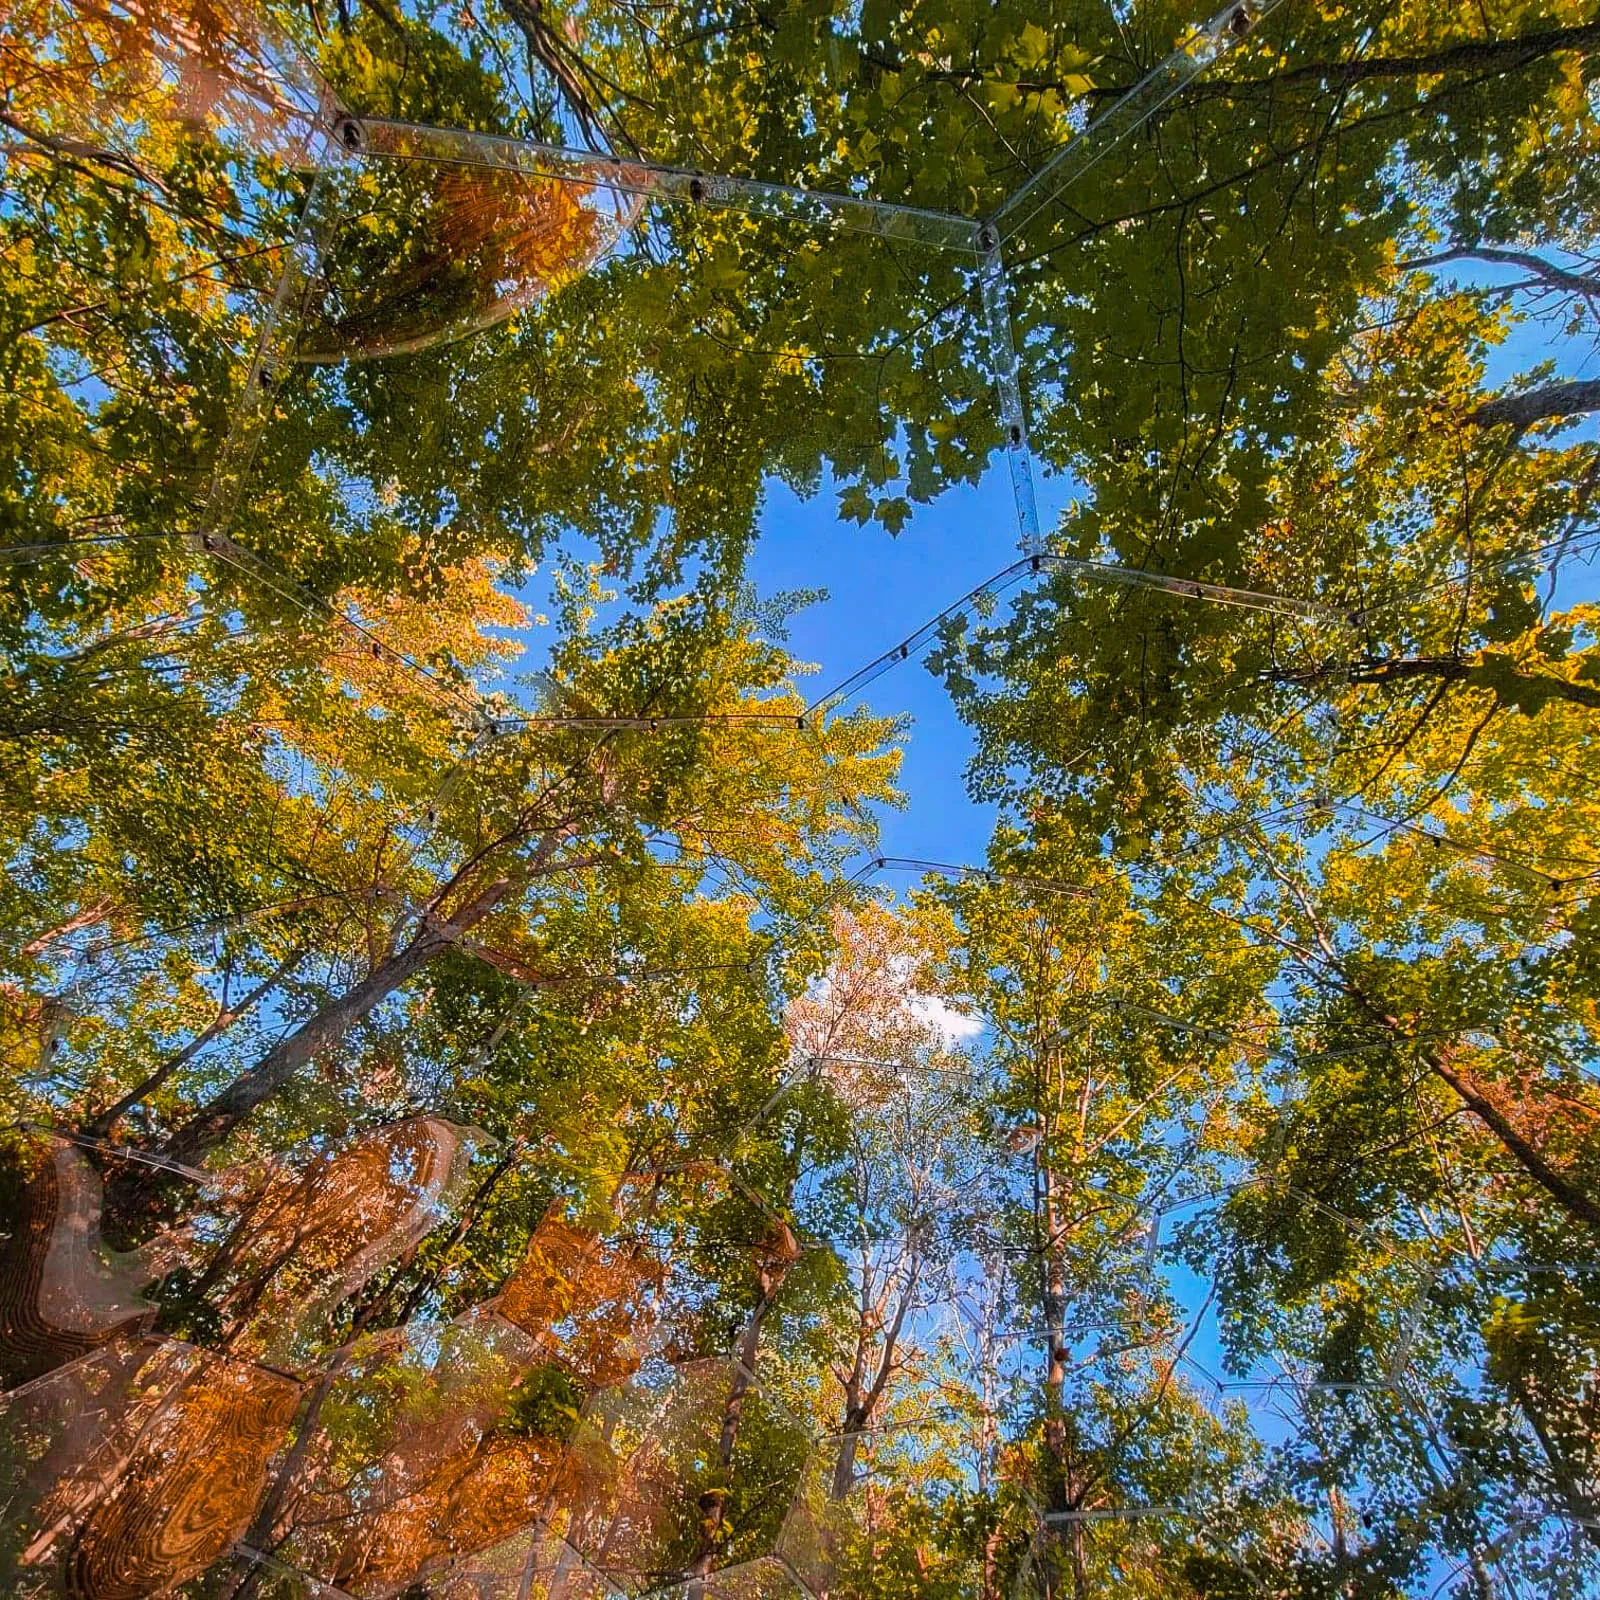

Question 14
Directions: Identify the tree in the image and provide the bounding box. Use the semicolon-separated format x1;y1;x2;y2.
922;836;1304;1597
776;904;984;1501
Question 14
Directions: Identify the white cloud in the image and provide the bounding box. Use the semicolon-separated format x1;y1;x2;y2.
907;992;985;1044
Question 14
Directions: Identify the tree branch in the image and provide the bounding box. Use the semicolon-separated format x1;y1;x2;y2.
1273;654;1600;713
1471;379;1600;431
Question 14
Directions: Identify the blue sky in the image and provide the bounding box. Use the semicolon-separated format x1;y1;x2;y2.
748;465;1018;871
507;433;1075;877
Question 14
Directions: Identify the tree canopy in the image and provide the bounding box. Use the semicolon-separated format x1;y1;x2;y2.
3;0;1599;1596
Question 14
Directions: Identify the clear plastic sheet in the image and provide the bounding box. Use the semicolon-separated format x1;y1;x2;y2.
0;1339;301;1599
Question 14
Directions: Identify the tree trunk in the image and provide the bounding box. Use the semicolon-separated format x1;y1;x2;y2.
19;897;116;959
1391;1384;1499;1600
1035;1113;1084;1599
1206;18;1600;95
154;880;515;1172
1472;378;1600;430
830;1256;917;1500
1507;1369;1600;1556
981;1520;1005;1600
1422;1048;1600;1236
85;947;304;1140
918;20;1600;109
1276;655;1600;713
687;1239;797;1595
831;1404;866;1501
154;934;442;1172
227;1259;409;1600
1402;246;1600;301
105;881;515;1229
1267;891;1600;1245
226;1365;337;1600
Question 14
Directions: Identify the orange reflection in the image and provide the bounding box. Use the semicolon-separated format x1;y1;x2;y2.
15;1342;299;1599
1;0;319;160
301;165;615;363
215;1117;480;1362
498;1209;663;1390
0;1142;155;1389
